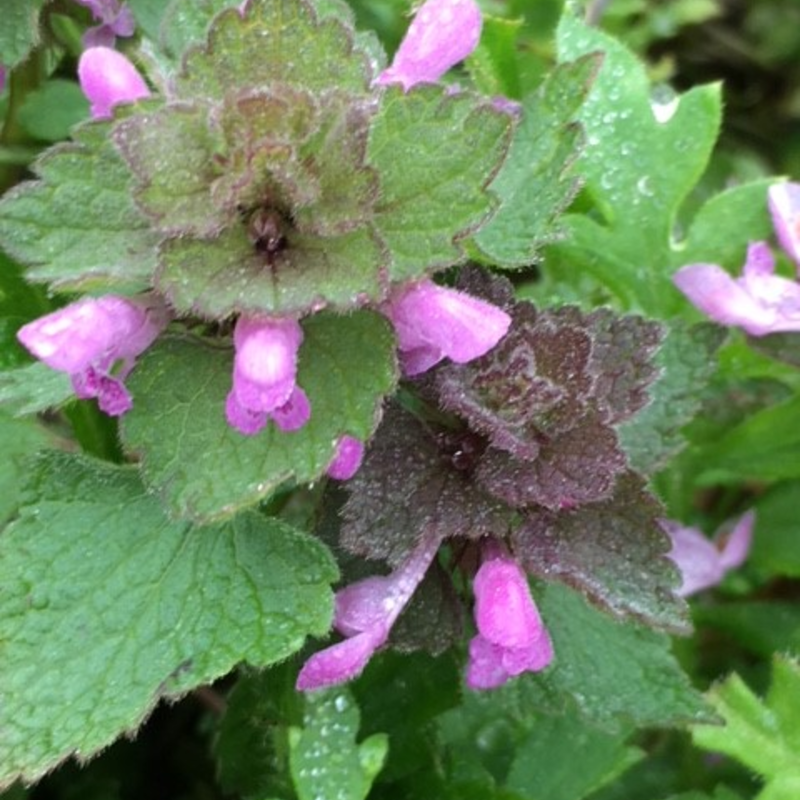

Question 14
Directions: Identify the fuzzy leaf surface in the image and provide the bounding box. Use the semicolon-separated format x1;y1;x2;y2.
0;362;73;416
513;473;688;633
0;452;337;789
0;123;158;293
340;405;509;566
369;85;512;281
0;0;47;68
473;54;599;267
289;689;388;800
175;0;374;101
122;312;397;522
512;583;710;730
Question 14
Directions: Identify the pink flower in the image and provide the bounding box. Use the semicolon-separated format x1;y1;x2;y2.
673;242;800;336
377;0;482;90
326;435;365;480
17;295;169;416
297;530;441;691
381;280;511;375
768;182;800;270
78;46;149;119
73;0;135;48
466;541;553;690
661;510;755;597
225;316;310;436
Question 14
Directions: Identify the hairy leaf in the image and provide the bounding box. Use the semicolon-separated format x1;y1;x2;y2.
0;122;158;293
0;0;47;68
121;312;397;522
0;452;337;789
513;473;688;633
0;362;73;416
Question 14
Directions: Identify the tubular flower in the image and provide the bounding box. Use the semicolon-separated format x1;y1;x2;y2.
78;46;150;119
381;280;512;376
466;540;553;690
661;510;755;597
73;0;135;48
326;435;365;480
768;182;800;270
673;242;800;336
377;0;482;90
17;295;169;416
225;315;310;436
296;529;441;690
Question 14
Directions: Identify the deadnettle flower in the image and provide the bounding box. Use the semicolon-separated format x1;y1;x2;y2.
17;295;169;416
768;182;800;269
78;46;149;119
296;529;441;691
661;510;755;597
326;435;365;480
225;316;310;436
466;541;553;690
73;0;135;48
381;280;512;376
377;0;482;90
673;242;800;336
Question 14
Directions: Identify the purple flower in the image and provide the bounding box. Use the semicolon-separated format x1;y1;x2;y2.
661;510;755;597
225;316;310;436
466;541;553;690
78;46;149;119
377;0;482;90
381;280;511;376
673;242;800;336
326;435;365;480
17;295;169;416
297;529;441;691
768;182;800;270
73;0;135;48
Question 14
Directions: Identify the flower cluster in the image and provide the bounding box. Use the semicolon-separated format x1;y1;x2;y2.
18;0;509;483
674;183;800;335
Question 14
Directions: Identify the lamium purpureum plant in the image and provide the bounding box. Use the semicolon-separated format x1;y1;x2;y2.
1;0;792;795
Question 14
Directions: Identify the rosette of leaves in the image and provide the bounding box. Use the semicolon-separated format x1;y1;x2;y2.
107;0;512;319
342;271;690;637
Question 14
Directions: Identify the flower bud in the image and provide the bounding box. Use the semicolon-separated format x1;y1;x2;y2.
78;46;149;119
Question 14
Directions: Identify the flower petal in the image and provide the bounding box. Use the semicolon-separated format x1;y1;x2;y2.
768;182;800;271
661;519;725;597
717;509;755;572
295;629;386;691
327;435;365;480
78;46;149;119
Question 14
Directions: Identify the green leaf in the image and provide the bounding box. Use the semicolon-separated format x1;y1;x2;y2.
697;394;800;484
619;322;725;474
0;0;47;68
289;689;387;800
0;410;53;526
750;481;800;578
466;16;524;99
472;54;599;267
175;0;375;101
121;311;397;522
17;80;90;143
693;657;800;796
0;362;73;417
368;85;512;281
550;13;722;316
156;0;234;63
0;251;49;370
512;582;710;729
0;122;159;294
0;451;337;789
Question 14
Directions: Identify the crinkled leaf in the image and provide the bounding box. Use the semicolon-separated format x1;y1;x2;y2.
0;0;47;68
157;0;238;63
340;405;509;566
368;85;512;281
157;222;386;318
175;0;374;101
0;122;158;293
472;54;599;267
0;411;54;526
512;582;711;730
619;322;725;473
550;14;721;316
121;311;397;522
289;689;388;800
0;451;337;789
0;362;73;416
693;657;800;796
513;473;689;633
